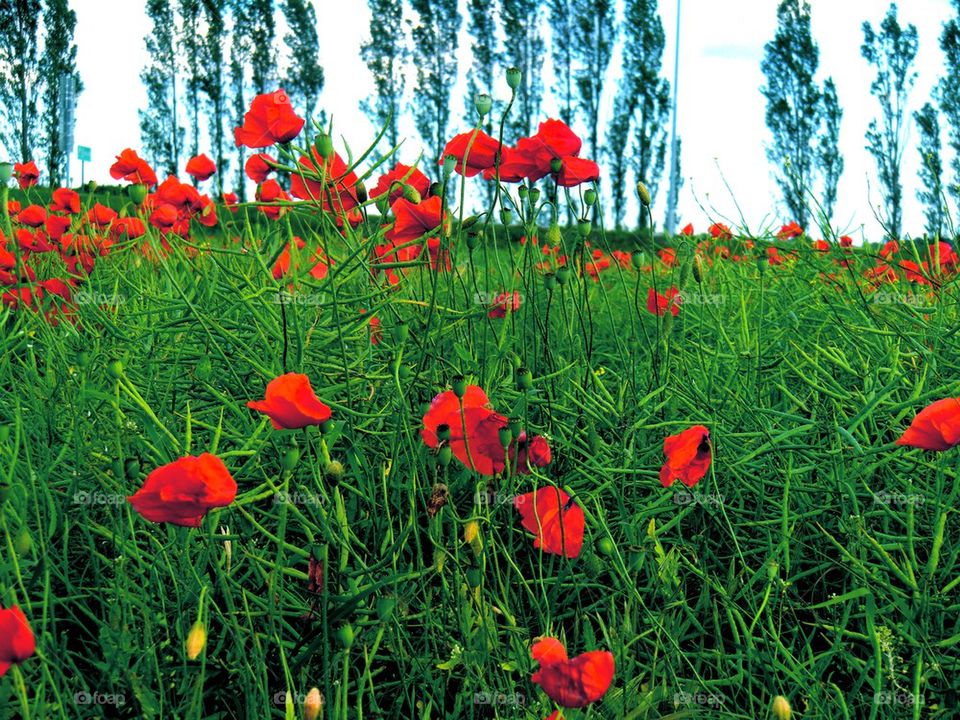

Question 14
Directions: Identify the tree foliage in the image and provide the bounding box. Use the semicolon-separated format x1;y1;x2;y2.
914;102;944;237
40;0;80;185
500;0;545;140
572;0;615;159
410;0;461;165
0;0;43;164
281;0;324;129
361;0;407;149
819;77;843;221
861;2;917;239
140;0;183;176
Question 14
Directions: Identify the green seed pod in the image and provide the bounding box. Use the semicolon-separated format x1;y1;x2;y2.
550;157;563;174
107;359;124;379
281;447;301;471
500;208;512;225
544;272;557;291
14;528;32;556
0;162;12;183
438;445;453;467
584;189;597;206
518;185;528;199
451;375;467;398
516;367;533;391
402;184;421;204
124;457;141;479
508;417;522;438
336;624;355;649
436;424;452;442
466;232;480;250
475;93;492;117
320;419;337;435
429;181;444;198
128;183;148;205
528;187;541;205
597;537;615;556
556;267;572;285
631;251;644;270
392;321;409;344
77;351;92;369
506;67;522;90
577;220;592;239
498;426;513;449
442;155;457;177
398;365;411;380
111;459;124;478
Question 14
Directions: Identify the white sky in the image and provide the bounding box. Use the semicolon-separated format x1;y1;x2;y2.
71;0;956;239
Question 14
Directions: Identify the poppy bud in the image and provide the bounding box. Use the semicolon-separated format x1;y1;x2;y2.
186;620;207;660
0;162;12;183
772;696;791;720
87;181;97;192
436;423;451;442
464;520;480;545
355;180;368;203
584;189;597;206
466;232;479;250
14;527;32;555
124;457;141;479
429;181;444;197
757;254;766;275
556;267;571;285
461;214;480;229
77;351;92;368
516;367;533;391
546;223;561;247
637;182;651;207
281;447;301;471
325;460;344;481
304;688;323;720
500;208;512;225
506;67;522;90
442;155;457;177
498;426;513;448
315;133;334;161
578;220;591;239
376;195;389;215
679;256;693;287
451;375;467;398
596;537;614;556
320;419;337;435
336;624;355;648
631;251;644;270
107;359;124;378
475;93;492;117
128;183;148;205
544;272;557;291
509;417;522;438
518;185;528;199
438;445;453;467
376;597;396;621
398;365;411;380
693;255;704;284
528;187;540;204
392;321;409;344
550;157;563;174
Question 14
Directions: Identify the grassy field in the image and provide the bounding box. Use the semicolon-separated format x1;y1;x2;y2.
1;169;959;720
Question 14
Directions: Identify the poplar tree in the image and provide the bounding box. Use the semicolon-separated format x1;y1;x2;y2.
179;0;202;159
500;0;545;140
140;0;183;176
465;0;498;132
229;0;253;198
199;0;227;193
939;0;960;208
40;0;81;185
572;0;615;159
248;0;276;94
861;2;917;238
282;0;325;129
549;0;574;125
761;0;821;226
0;0;42;163
410;0;461;165
361;0;407;149
819;78;843;221
914;103;944;237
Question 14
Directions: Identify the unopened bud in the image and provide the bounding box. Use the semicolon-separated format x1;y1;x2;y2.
442;155;457;177
550;157;563;174
128;183;148;205
304;688;323;720
506;67;522;90
637;182;651;207
772;695;791;720
316;133;334;161
402;184;421;204
355;180;367;203
475;93;492;117
584;189;597;206
577;220;591;239
464;520;480;545
546;223;561;247
693;255;704;283
186;621;207;660
0;162;12;183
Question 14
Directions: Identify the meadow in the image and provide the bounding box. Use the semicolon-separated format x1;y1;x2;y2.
1;88;958;720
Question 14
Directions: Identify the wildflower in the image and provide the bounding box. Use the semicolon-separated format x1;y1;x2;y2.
0;606;35;677
514;486;583;558
127;454;237;527
370;162;431;204
185;621;207;660
185;153;217;182
441;130;501;177
530;637;615;708
247;373;332;430
659;425;711;488
245;153;276;183
49;188;81;215
646;286;681;317
13;161;39;189
233;88;304;148
895;398;960;451
109;148;158;187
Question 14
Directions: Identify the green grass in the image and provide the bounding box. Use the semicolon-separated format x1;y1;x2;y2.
1;187;958;719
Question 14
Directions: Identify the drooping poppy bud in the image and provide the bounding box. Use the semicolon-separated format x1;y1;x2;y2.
637;181;651;207
186;620;207;660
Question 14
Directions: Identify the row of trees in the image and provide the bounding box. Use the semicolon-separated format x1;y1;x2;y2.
362;0;672;229
138;0;324;198
763;0;960;239
0;0;80;186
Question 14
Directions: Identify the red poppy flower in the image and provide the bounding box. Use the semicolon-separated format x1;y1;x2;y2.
489;290;521;318
659;425;711;488
16;205;47;228
272;237;332;281
247;373;332;430
13;161;39;189
127;453;238;528
928;241;957;272
482;145;533;183
185;153;217;181
555;156;600;187
153;175;202;213
767;246;784;265
370;162;431;203
514;486;583;557
899;259;933;286
585;253;611;279
85;203;118;227
709;223;732;241
16;228;53;253
109;148;158;187
659;247;677;267
812;239;830;252
245;153;276;183
611;249;632;268
359;309;382;345
149;204;178;231
880;240;899;258
422;386;492;446
44;214;71;241
289;149;362;215
510;433;552;474
50;188;81;215
233;88;305;148
776;221;803;240
421;385;508;475
441;130;501;177
680;223;694;236
256;179;290;220
386;196;446;246
111;216;146;240
222;192;238;208
896;398;960;451
0;606;36;678
839;235;853;248
647;286;681;316
530;637;615;708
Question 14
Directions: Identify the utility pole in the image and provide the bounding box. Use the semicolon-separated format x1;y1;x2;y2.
664;0;681;235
